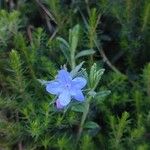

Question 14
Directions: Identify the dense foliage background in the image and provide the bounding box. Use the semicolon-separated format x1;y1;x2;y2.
0;0;150;149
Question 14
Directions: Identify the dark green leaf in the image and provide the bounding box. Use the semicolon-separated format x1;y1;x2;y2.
84;121;100;129
71;103;86;113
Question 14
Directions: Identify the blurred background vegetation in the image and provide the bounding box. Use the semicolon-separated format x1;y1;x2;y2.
0;0;150;149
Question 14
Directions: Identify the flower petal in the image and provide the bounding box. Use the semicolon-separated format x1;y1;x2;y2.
72;90;85;101
57;69;72;84
56;99;64;109
72;77;87;89
46;81;62;95
58;90;71;106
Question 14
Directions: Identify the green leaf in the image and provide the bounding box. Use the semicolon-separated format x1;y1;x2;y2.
57;37;70;49
59;44;70;63
88;90;96;97
70;61;84;77
75;49;95;59
37;79;50;85
89;63;105;89
56;36;70;62
96;90;111;98
71;103;86;113
69;24;80;52
84;121;100;129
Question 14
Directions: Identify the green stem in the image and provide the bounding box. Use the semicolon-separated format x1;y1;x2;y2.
76;96;92;146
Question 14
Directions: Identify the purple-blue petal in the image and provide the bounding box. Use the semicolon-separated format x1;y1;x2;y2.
72;77;87;89
58;90;71;106
72;90;85;101
56;99;64;109
46;81;62;95
57;69;72;84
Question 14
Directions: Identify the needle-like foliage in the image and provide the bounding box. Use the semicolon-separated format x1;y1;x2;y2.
0;0;150;149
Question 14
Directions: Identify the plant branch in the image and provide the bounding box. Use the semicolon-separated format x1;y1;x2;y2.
79;8;122;74
94;39;122;74
76;101;89;144
27;25;34;43
34;0;57;24
76;96;92;148
35;0;58;38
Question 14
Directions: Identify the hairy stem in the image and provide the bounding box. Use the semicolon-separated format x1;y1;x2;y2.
77;102;89;142
76;96;92;147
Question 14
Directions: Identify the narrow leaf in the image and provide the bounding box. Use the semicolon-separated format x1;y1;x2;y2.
70;61;84;77
60;44;70;62
56;37;70;49
96;90;111;98
71;103;86;113
37;79;50;85
75;49;95;59
84;121;100;129
70;24;80;52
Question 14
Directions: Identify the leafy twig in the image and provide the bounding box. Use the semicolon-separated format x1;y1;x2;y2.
95;41;121;74
79;8;122;74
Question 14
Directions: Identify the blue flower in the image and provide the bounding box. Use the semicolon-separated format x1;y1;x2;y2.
46;69;87;109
